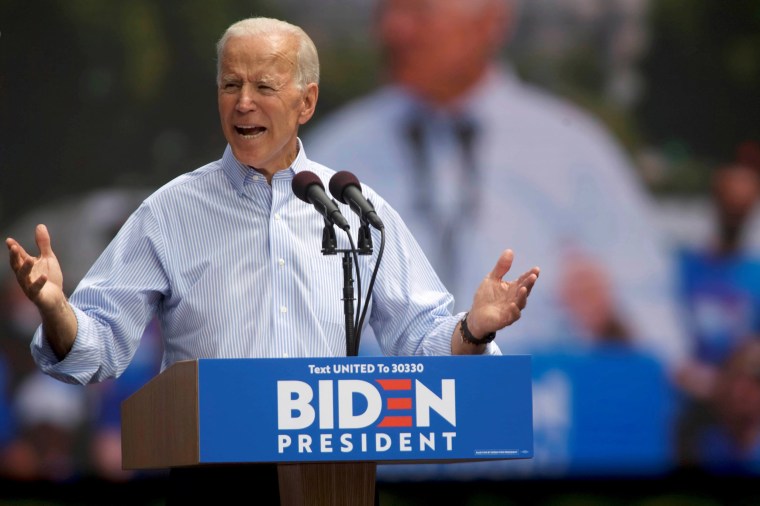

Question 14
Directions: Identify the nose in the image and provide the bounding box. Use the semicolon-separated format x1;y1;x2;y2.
236;84;257;113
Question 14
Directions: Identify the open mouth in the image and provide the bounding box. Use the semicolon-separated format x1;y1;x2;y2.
234;125;266;138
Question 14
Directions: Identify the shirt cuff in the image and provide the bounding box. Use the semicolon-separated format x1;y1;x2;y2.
30;306;105;385
420;313;502;356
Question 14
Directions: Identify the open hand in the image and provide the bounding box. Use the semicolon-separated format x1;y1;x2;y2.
6;224;65;312
465;249;540;339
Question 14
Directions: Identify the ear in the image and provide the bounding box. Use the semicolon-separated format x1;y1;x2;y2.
298;83;319;125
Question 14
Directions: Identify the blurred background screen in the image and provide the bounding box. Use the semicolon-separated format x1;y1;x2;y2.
2;1;760;504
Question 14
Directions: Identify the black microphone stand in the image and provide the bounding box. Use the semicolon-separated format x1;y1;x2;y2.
321;218;338;255
350;222;373;355
341;252;356;356
356;222;373;256
321;219;371;357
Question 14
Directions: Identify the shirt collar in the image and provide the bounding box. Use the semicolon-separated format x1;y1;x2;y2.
221;138;310;194
281;137;311;178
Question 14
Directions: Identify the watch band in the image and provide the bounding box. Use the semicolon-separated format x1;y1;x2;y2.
459;312;496;345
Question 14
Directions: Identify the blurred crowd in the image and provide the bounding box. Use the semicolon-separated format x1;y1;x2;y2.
2;0;760;487
0;189;165;483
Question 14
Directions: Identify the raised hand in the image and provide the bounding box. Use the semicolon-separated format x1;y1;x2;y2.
6;224;76;358
465;249;540;341
6;224;65;312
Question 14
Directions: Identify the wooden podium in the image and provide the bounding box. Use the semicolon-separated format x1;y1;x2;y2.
121;356;533;505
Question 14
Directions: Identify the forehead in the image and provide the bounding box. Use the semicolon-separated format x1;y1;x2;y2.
715;164;760;185
220;33;298;76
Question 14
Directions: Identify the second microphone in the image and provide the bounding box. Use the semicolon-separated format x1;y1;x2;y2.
329;171;385;230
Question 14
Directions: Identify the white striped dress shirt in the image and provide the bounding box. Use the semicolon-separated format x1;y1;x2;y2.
32;140;499;385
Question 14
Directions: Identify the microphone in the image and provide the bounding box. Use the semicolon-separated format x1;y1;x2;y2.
292;171;350;231
329;171;385;230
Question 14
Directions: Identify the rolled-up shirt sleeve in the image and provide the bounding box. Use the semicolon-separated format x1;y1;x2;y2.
367;198;501;357
31;204;169;385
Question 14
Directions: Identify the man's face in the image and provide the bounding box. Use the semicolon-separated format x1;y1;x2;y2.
218;34;317;172
375;0;506;104
713;164;760;224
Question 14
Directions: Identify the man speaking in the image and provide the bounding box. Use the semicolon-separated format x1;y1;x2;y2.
6;16;539;503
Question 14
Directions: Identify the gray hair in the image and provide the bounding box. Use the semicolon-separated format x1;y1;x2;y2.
216;17;320;89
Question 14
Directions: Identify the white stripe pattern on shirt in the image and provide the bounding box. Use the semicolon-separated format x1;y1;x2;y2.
32;141;500;385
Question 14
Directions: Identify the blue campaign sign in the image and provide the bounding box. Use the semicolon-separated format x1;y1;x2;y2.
531;348;676;476
196;355;533;464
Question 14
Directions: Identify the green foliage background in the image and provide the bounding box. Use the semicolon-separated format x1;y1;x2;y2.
2;0;759;230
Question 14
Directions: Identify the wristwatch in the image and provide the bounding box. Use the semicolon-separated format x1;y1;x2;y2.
459;312;496;345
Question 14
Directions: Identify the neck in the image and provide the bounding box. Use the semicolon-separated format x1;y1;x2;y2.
249;139;300;185
400;65;490;109
716;220;745;255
